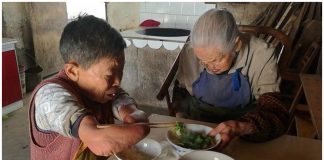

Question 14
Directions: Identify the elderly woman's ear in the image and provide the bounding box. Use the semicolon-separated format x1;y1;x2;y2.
234;36;242;53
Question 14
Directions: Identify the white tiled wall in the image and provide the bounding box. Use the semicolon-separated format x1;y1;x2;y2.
161;14;176;28
182;2;195;15
169;2;182;15
139;2;215;30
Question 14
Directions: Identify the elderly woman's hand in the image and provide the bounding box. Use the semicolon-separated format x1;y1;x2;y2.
208;120;254;150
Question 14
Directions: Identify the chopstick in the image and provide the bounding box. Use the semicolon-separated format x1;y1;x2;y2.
97;122;176;129
146;122;176;128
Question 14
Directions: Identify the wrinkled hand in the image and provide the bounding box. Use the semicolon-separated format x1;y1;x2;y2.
208;120;254;150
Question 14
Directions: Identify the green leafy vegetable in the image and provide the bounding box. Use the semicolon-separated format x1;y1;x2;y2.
175;122;185;136
173;122;215;149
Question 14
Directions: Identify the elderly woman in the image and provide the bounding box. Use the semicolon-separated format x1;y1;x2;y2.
175;9;289;149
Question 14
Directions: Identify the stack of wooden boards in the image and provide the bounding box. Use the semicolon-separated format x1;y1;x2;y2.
253;2;322;139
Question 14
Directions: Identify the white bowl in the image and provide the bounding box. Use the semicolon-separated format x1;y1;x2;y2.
116;138;162;160
166;123;221;156
179;150;234;160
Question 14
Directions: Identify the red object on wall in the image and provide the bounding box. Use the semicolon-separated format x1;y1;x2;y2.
139;19;161;27
2;50;22;106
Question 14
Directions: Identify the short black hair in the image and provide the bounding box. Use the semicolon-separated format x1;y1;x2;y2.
59;15;126;68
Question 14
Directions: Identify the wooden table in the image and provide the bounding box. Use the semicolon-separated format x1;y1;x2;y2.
148;114;322;160
300;74;322;138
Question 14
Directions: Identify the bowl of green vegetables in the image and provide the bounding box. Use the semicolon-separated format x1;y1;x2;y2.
166;122;221;156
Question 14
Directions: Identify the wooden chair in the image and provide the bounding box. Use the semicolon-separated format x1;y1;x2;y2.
156;25;293;116
280;20;322;98
287;84;318;138
286;20;322;138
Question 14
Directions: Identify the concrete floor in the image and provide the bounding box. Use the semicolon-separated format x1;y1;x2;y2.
3;92;31;160
2;92;168;160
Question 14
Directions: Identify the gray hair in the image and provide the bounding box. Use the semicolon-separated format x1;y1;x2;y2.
190;9;239;56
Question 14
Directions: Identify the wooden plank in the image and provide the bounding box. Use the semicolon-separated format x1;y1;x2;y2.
278;3;301;31
295;114;317;138
314;3;322;21
279;3;302;36
300;74;322;139
289;3;310;44
265;3;286;27
306;2;316;20
295;104;309;112
267;3;293;44
250;11;266;26
260;3;286;40
260;4;276;27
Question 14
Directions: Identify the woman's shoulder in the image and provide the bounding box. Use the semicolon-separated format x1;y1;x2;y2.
249;35;275;54
245;35;275;59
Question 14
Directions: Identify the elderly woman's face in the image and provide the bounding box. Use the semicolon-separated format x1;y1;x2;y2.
194;47;235;74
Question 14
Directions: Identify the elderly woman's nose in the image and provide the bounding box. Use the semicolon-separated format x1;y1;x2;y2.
210;63;219;69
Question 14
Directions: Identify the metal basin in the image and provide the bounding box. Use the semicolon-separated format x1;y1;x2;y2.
136;28;190;37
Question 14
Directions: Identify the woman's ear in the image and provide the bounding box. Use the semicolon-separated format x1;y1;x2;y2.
64;61;80;82
234;36;242;53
